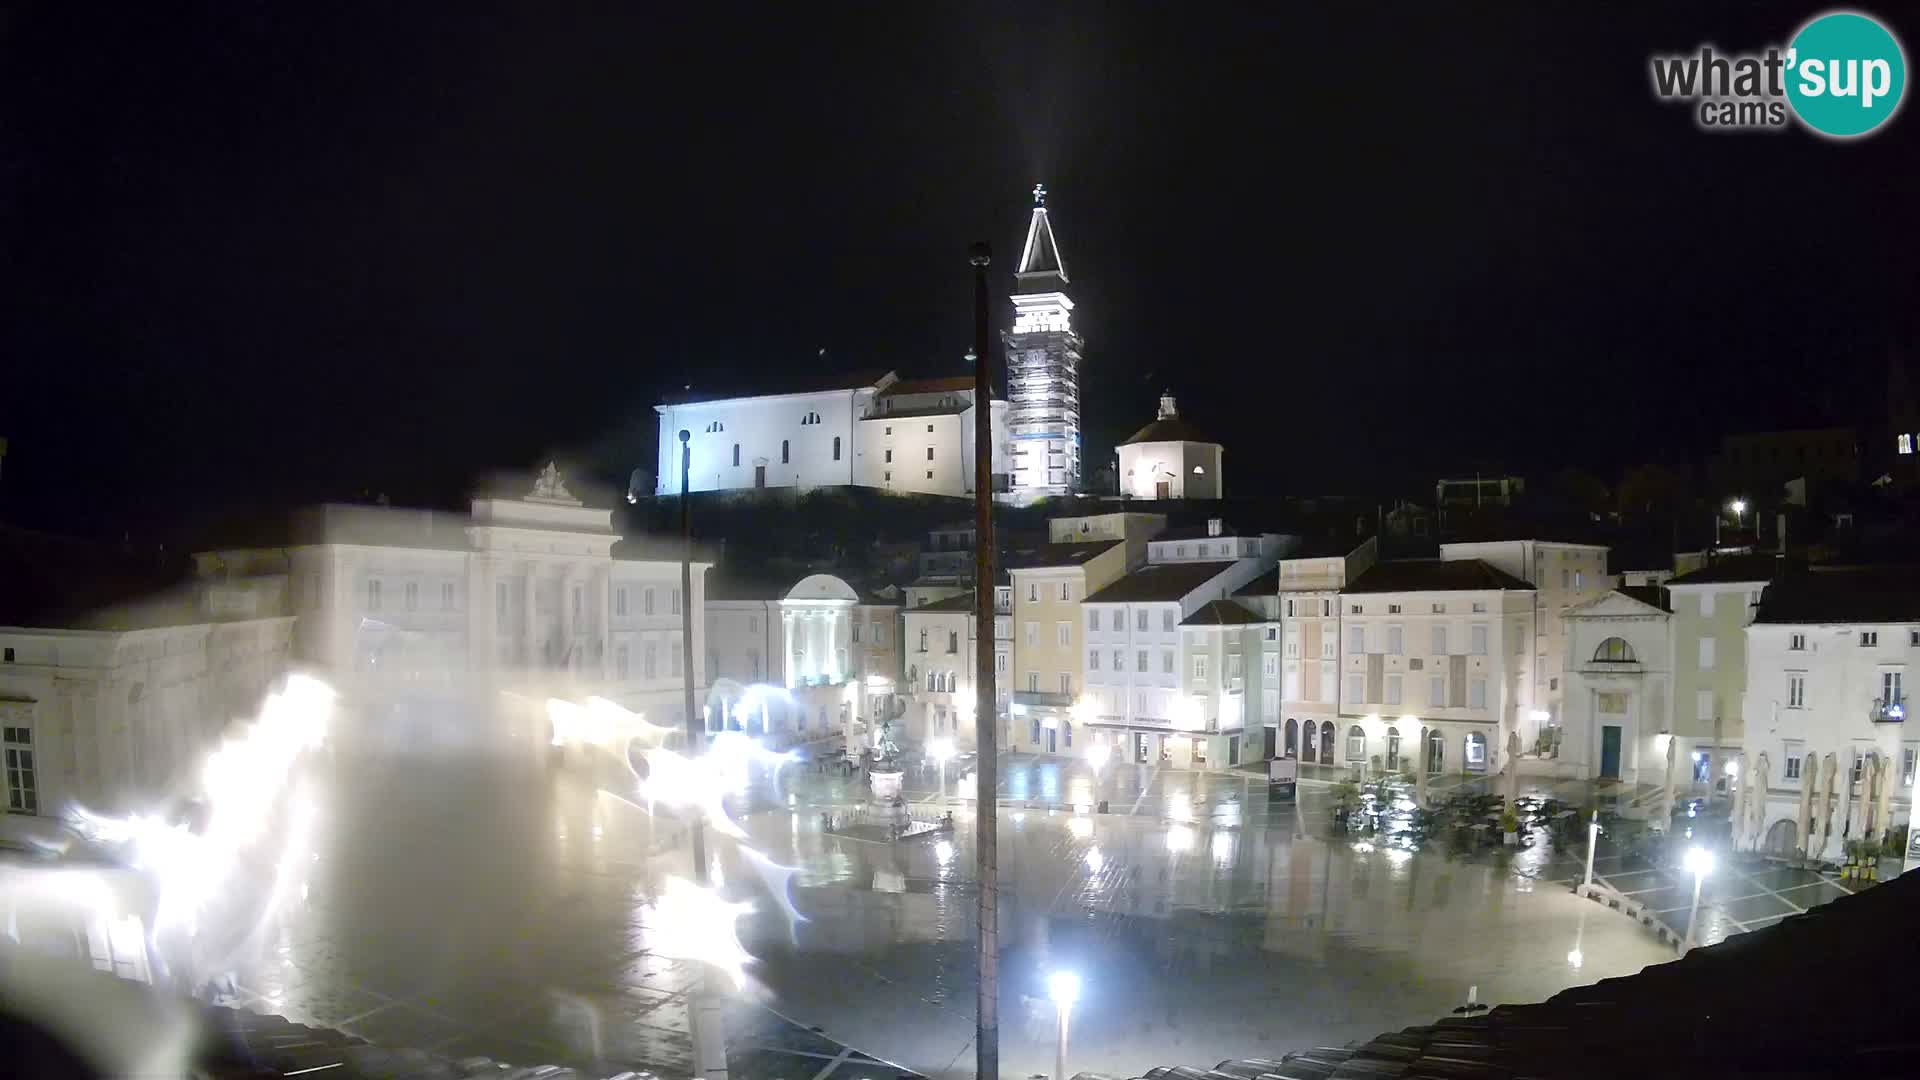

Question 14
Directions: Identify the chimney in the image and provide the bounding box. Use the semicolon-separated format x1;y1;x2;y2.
1158;392;1177;420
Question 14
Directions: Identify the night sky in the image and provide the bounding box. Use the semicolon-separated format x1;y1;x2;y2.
3;2;1916;539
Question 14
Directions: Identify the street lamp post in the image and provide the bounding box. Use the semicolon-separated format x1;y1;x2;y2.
679;429;728;1080
1047;971;1081;1080
1583;810;1601;888
1683;846;1715;950
1730;498;1747;531
969;239;1000;1080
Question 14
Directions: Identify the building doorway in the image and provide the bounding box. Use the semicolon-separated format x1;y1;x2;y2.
1600;725;1622;780
1426;729;1445;774
1228;736;1240;766
1155;480;1170;498
1386;726;1401;771
1320;721;1336;764
1764;818;1798;858
1301;722;1317;763
1045;725;1057;754
1135;732;1151;763
754;465;767;488
1284;718;1298;757
1263;725;1276;760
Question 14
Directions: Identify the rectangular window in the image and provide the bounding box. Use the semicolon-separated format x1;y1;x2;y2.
1431;603;1446;614
1348;625;1366;655
1698;637;1716;670
1904;746;1918;787
1385;674;1402;705
404;582;419;611
1193;655;1208;680
671;642;683;677
1089;650;1100;671
1058;582;1070;601
1137;610;1149;631
1162;649;1174;674
1789;632;1805;650
1028;583;1038;602
1430;675;1445;706
1110;610;1123;631
1320;661;1337;703
1282;663;1300;700
1028;672;1040;692
852;624;863;644
441;582;455;610
1059;673;1072;694
1784;747;1803;781
1024;622;1037;646
644;643;659;679
615;646;630;679
367;579;382;611
1265;688;1279;719
1322;599;1332;617
1431;625;1448;655
1286;599;1295;617
1284;635;1299;658
1470;601;1487;614
1696;689;1715;721
1113;648;1124;671
1321;627;1336;659
1884;670;1905;705
1861;631;1880;647
927;447;935;461
1350;604;1362;615
1788;673;1806;708
671;588;681;615
1387;604;1402;614
1346;673;1365;704
1701;591;1715;617
1561;569;1570;588
615;587;628;616
1057;622;1071;647
996;652;1008;674
1469;677;1487;708
1087;610;1099;631
1137;649;1149;672
1262;653;1278;677
3;725;37;814
1266;627;1278;641
1471;624;1489;655
1575;570;1584;590
1387;626;1403;655
1162;610;1175;631
644;588;656;616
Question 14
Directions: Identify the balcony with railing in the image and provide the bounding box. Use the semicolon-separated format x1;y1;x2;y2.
1871;695;1907;723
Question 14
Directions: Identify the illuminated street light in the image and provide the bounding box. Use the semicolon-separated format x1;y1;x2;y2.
1730;498;1747;528
929;736;956;801
1047;970;1081;1080
1683;846;1715;950
1087;740;1112;773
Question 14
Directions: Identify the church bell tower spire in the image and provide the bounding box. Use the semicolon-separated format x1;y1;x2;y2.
1003;183;1082;501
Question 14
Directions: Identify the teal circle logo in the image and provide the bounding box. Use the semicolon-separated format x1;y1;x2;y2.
1786;11;1906;137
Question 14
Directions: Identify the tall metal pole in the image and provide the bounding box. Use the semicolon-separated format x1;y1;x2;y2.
679;429;726;1080
969;240;999;1080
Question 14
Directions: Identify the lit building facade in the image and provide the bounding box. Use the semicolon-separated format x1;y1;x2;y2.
1741;568;1917;862
1117;393;1223;500
1559;587;1674;786
653;371;1008;499
1274;537;1379;762
1665;554;1776;794
1003;185;1083;500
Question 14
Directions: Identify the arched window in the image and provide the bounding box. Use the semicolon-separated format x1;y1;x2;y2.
919;628;929;652
1593;637;1637;663
1464;731;1488;773
732;443;741;467
782;439;790;464
1347;724;1366;760
832;436;842;461
1385;726;1402;771
1426;729;1445;774
1320;721;1336;762
1284;718;1298;757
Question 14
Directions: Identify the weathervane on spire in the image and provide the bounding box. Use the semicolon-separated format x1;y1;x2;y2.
1032;183;1047;207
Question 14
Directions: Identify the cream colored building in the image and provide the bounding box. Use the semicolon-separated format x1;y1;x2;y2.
1665;553;1777;793
1336;559;1538;778
1559;587;1673;785
1440;539;1613;753
1008;538;1135;754
1274;537;1379;762
901;586;1011;753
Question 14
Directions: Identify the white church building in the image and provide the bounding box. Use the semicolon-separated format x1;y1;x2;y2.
1117;393;1223;500
652;369;1009;499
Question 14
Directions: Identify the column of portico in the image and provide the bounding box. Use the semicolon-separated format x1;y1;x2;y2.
522;560;537;669
597;564;612;680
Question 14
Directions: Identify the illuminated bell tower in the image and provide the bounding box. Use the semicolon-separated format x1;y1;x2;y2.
1003;183;1082;499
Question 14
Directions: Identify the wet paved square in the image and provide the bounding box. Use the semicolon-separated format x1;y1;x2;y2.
198;739;1694;1079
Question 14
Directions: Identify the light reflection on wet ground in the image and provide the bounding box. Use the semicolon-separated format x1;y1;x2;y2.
224;740;1674;1080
